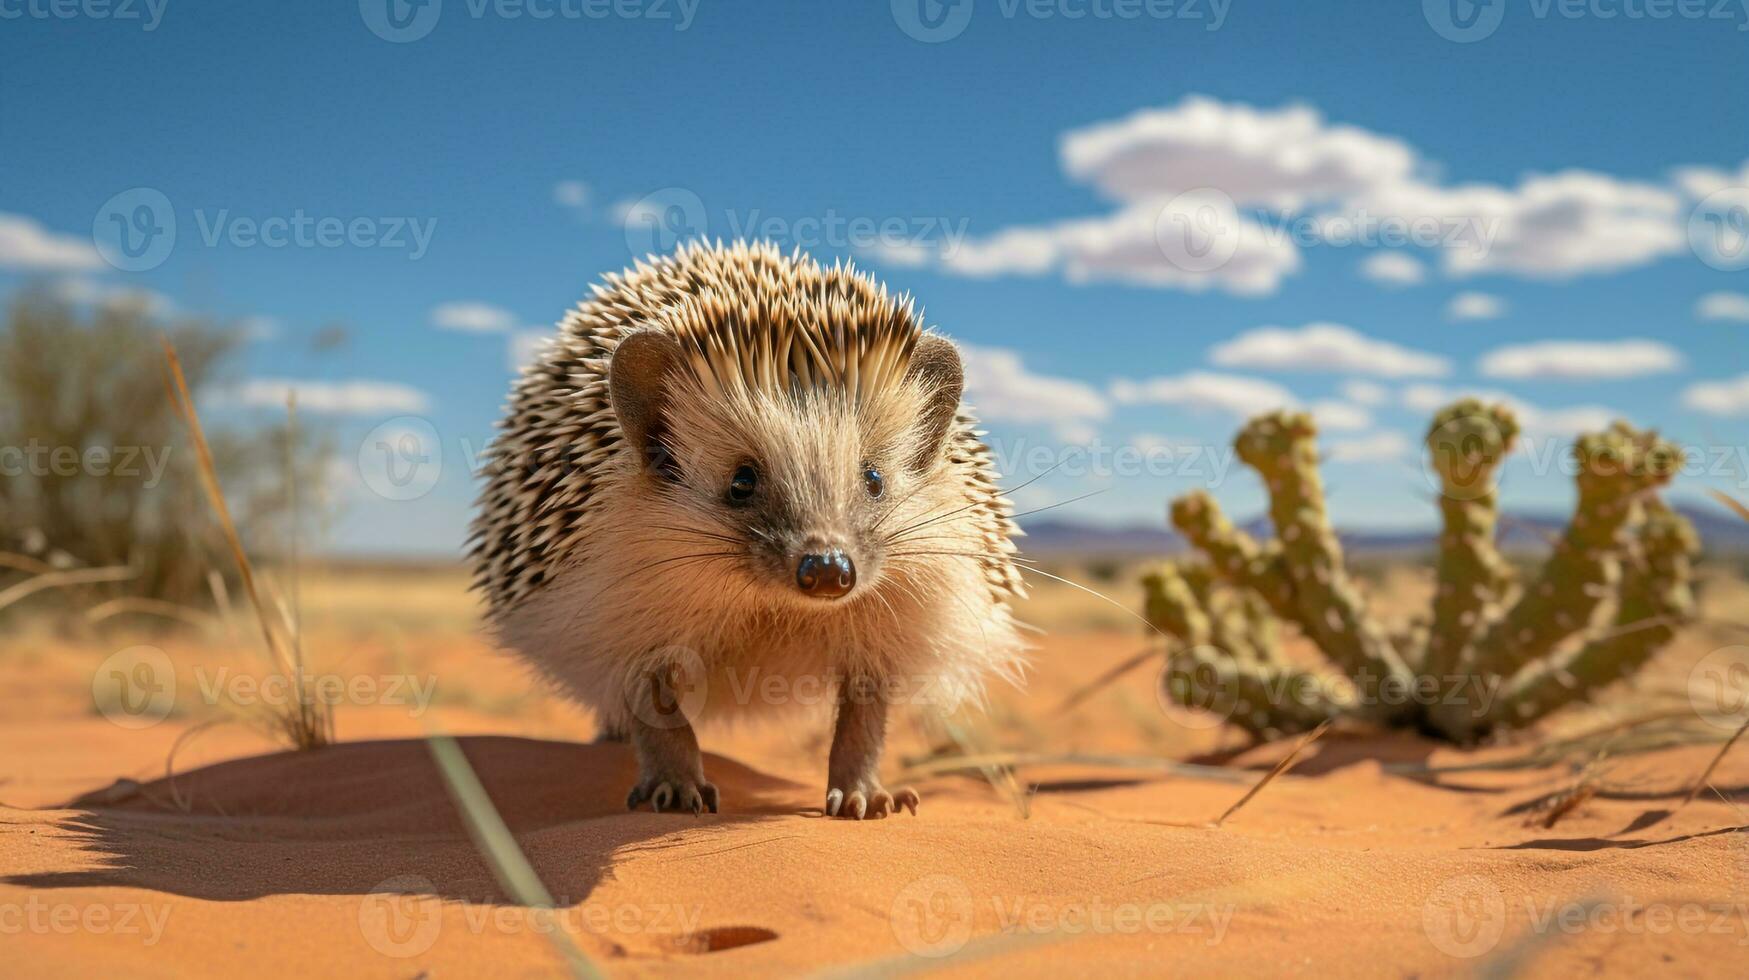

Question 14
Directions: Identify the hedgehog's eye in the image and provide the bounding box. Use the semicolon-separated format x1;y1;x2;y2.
863;465;884;499
728;464;758;503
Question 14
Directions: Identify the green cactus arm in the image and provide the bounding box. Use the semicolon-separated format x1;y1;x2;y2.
1422;399;1521;683
1489;500;1697;729
1169;491;1299;622
1141;564;1214;647
1162;645;1351;740
1144;561;1276;664
1462;423;1680;684
1233;411;1415;715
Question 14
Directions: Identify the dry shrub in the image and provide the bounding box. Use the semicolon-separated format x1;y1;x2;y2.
0;288;330;622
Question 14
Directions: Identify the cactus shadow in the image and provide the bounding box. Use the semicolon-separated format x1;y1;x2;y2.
1188;730;1440;777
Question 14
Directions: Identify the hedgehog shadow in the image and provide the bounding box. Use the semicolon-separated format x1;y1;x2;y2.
6;736;806;905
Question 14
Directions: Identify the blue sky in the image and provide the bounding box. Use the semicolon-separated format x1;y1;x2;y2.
2;0;1747;556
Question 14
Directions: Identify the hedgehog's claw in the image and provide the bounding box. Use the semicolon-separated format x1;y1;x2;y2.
825;784;919;820
627;778;718;816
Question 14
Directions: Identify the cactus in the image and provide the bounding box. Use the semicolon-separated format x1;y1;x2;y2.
1146;402;1696;743
1421;400;1520;685
1143;561;1348;739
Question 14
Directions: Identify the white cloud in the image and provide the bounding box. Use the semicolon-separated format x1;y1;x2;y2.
1110;371;1295;417
1053;421;1101;445
960;344;1110;433
933;97;1718;296
1682;375;1749;416
50;276;173;316
223;379;432;415
238;315;279;342
0;213;103;271
1341;380;1390;406
508;329;553;373
1672;160;1749;200
1446;291;1506;321
1478;339;1684;380
553;180;590;208
944;197;1300;296
1059;96;1416;209
1697;292;1749;322
1400;383;1616;437
431;301;516;333
1356;172;1685;279
1359;251;1424;286
1327;431;1412;464
1309;400;1372;432
1209;322;1450;378
860;239;933;269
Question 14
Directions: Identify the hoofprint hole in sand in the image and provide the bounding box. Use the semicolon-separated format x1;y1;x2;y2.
674;925;781;954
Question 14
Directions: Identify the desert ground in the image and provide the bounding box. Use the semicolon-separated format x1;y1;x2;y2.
2;558;1748;978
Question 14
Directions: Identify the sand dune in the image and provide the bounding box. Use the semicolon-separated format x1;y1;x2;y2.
3;719;1746;978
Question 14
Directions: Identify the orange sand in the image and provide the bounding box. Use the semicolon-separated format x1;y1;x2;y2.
2;632;1746;978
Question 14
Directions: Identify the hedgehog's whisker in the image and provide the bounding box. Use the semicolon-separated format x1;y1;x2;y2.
882;499;984;543
645;522;743;545
868;479;934;536
888;551;1167;642
1005;488;1109;522
636;551;746;572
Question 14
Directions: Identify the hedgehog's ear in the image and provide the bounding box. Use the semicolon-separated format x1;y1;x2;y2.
609;330;685;476
905;334;964;472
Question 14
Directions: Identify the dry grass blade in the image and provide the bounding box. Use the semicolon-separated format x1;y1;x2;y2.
1679;716;1749;810
0;565;135;615
1709;488;1749;523
84;596;223;632
426;734;604;980
1529;753;1608;829
1214;719;1332;828
162;338;328;749
0;551;56;576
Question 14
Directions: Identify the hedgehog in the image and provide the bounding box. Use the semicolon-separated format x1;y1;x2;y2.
468;240;1027;819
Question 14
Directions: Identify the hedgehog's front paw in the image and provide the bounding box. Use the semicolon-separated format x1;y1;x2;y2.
626;776;718;815
824;780;919;820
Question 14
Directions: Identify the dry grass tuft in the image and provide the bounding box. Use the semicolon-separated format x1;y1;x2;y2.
162;339;330;750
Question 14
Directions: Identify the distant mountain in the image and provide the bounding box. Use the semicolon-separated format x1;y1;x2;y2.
1016;502;1749;557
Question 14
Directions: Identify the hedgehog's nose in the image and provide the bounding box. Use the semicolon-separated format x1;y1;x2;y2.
796;550;855;599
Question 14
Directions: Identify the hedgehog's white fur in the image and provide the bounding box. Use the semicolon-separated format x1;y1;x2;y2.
469;241;1026;729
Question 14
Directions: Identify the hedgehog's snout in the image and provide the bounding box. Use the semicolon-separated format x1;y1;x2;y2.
795;549;855;599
